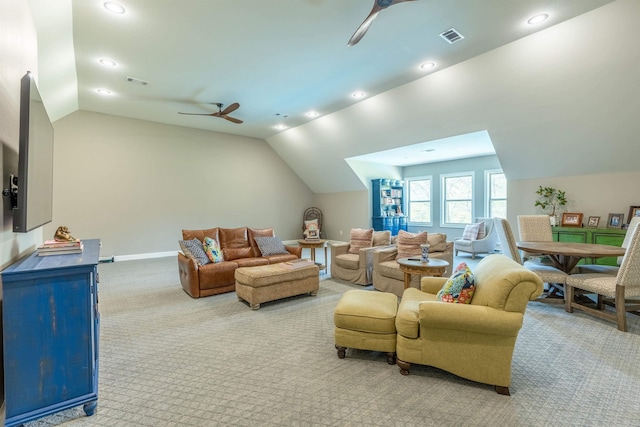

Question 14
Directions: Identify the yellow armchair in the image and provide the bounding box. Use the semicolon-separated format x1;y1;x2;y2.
395;254;543;395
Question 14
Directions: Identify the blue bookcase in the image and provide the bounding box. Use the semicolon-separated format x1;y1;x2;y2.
1;239;100;426
372;179;407;235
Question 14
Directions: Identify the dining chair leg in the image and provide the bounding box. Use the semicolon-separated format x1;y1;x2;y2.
597;294;604;310
615;285;627;332
565;284;574;313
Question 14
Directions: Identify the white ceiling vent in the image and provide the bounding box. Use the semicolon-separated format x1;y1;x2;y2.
125;76;149;86
439;28;464;44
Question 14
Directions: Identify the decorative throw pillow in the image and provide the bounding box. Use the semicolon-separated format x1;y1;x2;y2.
179;239;210;266
348;228;374;254
461;223;481;240
476;222;486;239
396;230;428;260
203;237;224;263
254;236;289;256
437;263;476;304
372;230;391;247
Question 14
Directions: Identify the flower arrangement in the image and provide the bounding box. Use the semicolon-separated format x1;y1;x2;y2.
534;186;567;216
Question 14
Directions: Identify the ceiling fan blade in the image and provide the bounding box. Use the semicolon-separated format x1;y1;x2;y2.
221;102;240;115
178;112;215;116
348;0;416;46
223;115;243;124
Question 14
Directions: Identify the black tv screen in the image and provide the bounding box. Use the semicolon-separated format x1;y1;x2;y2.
13;72;54;233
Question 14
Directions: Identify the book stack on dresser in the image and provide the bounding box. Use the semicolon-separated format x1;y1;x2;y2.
37;239;84;256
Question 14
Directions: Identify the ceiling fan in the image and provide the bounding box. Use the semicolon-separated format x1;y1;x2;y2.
178;102;243;124
348;0;416;46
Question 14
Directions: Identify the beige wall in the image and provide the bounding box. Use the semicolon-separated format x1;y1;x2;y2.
0;0;43;268
43;111;315;258
314;190;369;242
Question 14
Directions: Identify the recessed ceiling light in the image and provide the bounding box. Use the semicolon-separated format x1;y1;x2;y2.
274;124;287;130
99;58;117;67
351;91;366;99
419;62;435;71
306;111;319;118
527;13;549;25
96;88;112;95
104;2;126;14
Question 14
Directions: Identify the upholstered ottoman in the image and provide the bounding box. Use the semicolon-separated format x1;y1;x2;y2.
235;263;319;310
333;289;398;364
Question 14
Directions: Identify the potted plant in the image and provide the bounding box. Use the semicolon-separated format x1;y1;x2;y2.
534;186;567;225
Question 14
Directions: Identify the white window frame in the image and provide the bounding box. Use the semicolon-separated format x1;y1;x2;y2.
485;169;506;219
440;171;475;227
406;176;433;226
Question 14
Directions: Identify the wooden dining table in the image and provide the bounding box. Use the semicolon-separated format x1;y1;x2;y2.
516;241;626;274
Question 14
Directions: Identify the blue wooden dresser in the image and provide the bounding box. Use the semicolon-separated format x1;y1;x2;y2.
1;239;100;426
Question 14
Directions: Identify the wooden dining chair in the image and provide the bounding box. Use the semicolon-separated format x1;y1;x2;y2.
565;225;640;332
494;218;567;301
578;216;640;275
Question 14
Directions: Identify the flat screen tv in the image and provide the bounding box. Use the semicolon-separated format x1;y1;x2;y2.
13;71;54;233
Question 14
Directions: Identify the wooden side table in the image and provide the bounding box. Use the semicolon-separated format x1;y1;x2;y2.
397;257;449;289
297;239;328;272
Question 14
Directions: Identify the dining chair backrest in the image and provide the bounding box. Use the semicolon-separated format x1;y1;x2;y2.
517;215;554;242
617;217;640;265
493;218;523;264
618;224;640;288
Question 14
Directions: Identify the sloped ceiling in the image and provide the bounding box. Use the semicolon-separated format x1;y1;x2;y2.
266;0;640;193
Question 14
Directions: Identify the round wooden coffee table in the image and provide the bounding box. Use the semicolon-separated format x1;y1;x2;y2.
397;258;449;290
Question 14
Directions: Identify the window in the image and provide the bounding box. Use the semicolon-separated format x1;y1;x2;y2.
441;172;473;226
407;177;432;224
486;170;507;218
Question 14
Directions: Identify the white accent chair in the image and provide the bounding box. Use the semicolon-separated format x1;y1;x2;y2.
565;225;640;332
454;217;499;259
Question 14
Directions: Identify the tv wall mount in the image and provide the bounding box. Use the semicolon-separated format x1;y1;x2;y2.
2;174;18;209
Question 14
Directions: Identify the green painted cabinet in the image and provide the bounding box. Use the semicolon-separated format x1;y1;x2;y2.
552;227;626;265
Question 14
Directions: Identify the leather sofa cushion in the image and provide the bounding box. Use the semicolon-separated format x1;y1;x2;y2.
223;247;253;260
182;227;219;243
198;261;237;289
219;227;249;249
234;257;269;267
248;227;275;257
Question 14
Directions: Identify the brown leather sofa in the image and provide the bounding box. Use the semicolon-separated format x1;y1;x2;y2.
178;227;302;298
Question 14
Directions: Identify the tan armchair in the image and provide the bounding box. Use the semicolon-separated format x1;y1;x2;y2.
372;233;453;297
331;230;393;285
395;254;543;395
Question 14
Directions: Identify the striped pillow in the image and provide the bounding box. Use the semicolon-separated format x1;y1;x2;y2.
348;228;374;254
396;230;428;260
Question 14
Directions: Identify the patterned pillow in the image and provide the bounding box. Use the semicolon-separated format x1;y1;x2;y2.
461;223;481;240
437;263;476;304
203;237;224;263
254;236;289;256
348;228;374;254
396;230;428;260
476;222;486;239
179;239;210;266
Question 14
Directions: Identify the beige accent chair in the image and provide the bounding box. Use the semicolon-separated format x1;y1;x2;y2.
372;233;453;297
395;254;543;395
454;217;499;259
565;224;640;332
578;216;640;275
494;218;567;301
331;230;393;285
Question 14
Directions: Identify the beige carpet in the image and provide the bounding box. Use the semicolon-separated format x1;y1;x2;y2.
26;256;640;427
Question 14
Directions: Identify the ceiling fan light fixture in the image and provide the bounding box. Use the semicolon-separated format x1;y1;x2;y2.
527;13;549;25
103;2;126;14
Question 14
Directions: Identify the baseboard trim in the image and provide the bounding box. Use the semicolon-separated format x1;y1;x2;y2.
112;251;178;262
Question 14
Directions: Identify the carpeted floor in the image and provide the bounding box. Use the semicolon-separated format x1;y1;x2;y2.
26;256;640;427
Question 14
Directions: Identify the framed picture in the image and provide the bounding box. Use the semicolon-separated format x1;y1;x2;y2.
587;216;600;228
628;206;640;223
607;213;624;229
561;212;583;227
